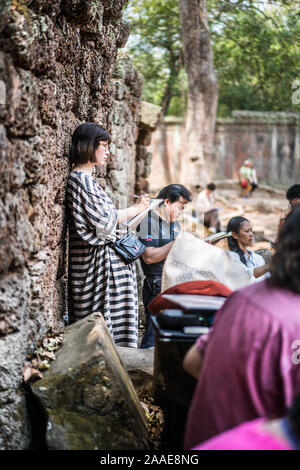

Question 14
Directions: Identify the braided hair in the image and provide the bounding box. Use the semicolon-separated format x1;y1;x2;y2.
226;216;250;266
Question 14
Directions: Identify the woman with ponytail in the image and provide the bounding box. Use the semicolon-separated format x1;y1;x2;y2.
226;216;270;279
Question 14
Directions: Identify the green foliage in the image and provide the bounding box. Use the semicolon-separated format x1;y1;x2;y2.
124;0;300;117
124;0;185;116
212;4;300;116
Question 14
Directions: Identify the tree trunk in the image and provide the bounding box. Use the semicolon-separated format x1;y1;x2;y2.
178;0;218;189
159;51;182;120
160;82;174;119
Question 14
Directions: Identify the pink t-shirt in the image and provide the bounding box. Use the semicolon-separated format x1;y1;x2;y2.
192;418;291;450
184;280;300;449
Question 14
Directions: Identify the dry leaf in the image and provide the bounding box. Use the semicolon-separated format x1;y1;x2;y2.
39;350;56;361
140;401;150;415
31;359;38;368
38;360;50;370
23;365;43;383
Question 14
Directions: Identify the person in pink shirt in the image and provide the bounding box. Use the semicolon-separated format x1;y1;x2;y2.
193;390;300;450
183;207;300;449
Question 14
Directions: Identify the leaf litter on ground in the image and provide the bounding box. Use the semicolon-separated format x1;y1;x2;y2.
140;395;164;450
23;329;64;383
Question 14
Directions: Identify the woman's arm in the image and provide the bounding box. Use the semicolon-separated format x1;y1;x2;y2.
117;195;150;225
117;206;142;225
183;294;235;380
182;343;204;380
142;241;175;264
253;263;270;278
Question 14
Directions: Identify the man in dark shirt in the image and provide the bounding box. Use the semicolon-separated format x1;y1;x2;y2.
136;184;192;348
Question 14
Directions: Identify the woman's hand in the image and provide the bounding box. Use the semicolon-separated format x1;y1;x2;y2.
117;194;151;224
135;194;150;214
182;343;204;380
253;262;271;278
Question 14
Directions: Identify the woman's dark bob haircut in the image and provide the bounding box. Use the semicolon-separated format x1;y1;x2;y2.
69;123;111;165
268;206;300;293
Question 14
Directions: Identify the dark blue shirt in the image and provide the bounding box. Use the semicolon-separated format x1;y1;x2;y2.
136;210;180;277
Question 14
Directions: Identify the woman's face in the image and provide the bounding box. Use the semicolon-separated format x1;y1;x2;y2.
233;221;254;248
95;141;110;166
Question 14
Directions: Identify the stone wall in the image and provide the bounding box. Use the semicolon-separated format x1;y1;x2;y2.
0;1;158;450
148;111;300;192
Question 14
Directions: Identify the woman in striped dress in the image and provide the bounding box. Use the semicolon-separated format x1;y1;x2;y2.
67;123;150;347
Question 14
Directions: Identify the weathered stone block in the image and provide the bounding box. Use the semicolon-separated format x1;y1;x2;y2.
116;21;130;48
0;271;31;336
116;345;154;398
112;78;126;101
135;175;148;193
62;0;104;33
0;59;41;136
0;331;31;450
136;158;145;177
136;144;148;161
140;101;161;132
137;129;152;146
31;313;151;450
112;52;143;98
0;7;58;74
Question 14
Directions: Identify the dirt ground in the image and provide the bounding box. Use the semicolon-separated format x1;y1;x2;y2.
175;183;287;252
213;184;287;251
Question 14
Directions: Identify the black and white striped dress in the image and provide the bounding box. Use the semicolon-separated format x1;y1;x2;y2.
67;170;138;347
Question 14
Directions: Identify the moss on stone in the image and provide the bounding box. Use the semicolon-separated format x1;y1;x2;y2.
47;408;145;450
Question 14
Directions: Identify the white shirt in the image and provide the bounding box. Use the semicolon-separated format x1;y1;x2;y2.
228;250;267;282
251;168;258;184
196;190;215;213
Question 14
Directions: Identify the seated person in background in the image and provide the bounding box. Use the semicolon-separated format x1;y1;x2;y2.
192;389;300;450
249;160;258;194
286;184;300;210
277;184;300;241
196;182;221;234
239;160;252;198
226;216;270;280
136;184;192;349
182;207;300;449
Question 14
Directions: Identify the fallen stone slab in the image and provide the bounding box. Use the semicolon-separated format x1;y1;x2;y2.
31;313;150;450
116;346;154;398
